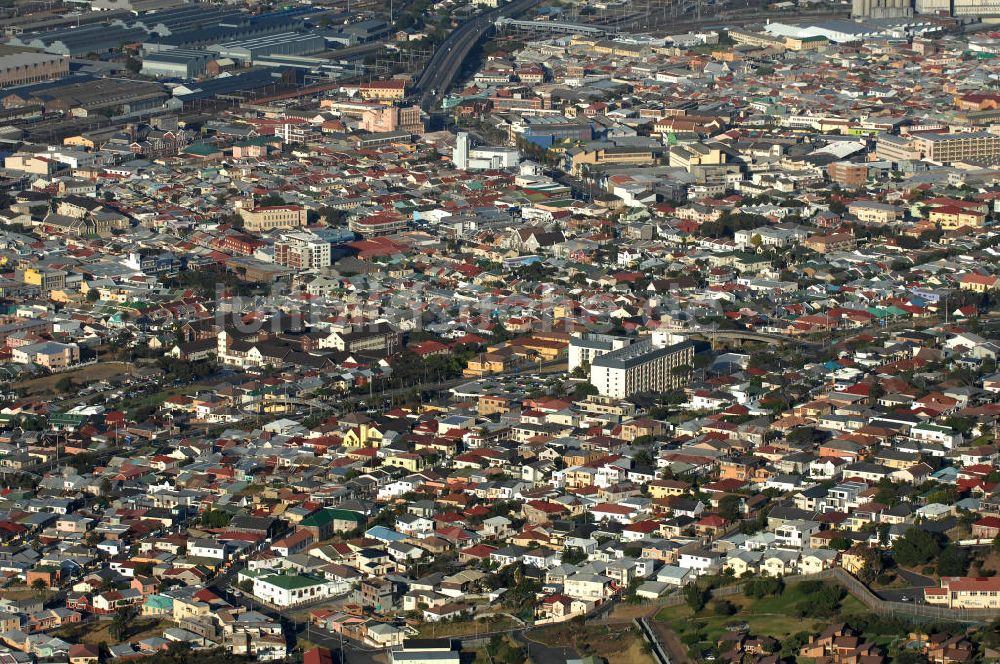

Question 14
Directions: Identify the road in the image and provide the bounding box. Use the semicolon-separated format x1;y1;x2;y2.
875;569;936;603
414;0;542;111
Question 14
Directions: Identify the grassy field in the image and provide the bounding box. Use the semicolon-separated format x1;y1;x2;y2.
52;617;172;645
654;583;867;655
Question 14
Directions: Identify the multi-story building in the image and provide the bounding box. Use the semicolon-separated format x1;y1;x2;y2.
239;205;307;232
349;215;407;238
911;131;1000;163
568;334;634;373
589;337;695;398
359;105;424;134
274;231;331;270
827;161;868;188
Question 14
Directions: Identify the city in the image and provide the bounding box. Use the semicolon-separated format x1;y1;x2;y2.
0;0;999;663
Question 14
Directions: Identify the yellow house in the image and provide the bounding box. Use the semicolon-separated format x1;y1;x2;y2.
464;352;510;377
648;480;690;499
343;423;384;448
383;452;424;472
840;547;867;575
724;554;759;577
172;595;211;622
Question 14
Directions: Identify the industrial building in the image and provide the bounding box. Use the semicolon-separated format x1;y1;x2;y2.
10;23;148;56
208;32;325;64
140;48;212;78
851;0;912;18
142;11;306;51
0;52;68;87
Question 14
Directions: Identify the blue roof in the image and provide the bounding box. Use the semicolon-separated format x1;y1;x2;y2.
365;525;406;542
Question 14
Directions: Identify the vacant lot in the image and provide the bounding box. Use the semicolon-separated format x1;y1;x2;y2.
12;362;157;399
529;622;656;664
416;614;519;638
52;617;172;645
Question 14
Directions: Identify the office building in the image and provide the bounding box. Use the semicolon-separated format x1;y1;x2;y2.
590;336;695;399
360;105;424;134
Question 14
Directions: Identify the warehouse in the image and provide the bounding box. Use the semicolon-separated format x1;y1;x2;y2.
0;52;68;87
11;23;148;56
140;48;212;78
208;32;325;64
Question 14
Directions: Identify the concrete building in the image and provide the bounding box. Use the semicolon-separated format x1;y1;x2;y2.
568;333;634;373
827;161;868;188
274;230;331;270
453;132;520;171
590;336;695;399
11;341;80;369
911;131;1000;163
239;205;308;232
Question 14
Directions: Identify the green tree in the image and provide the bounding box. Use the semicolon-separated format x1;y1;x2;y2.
937;545;969;577
893;528;942;567
684;584;707;612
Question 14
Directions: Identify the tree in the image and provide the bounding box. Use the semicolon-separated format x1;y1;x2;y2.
893;527;942;567
110;607;135;641
718;494;742;522
30;579;47;594
744;576;783;599
684;584;707;612
937;545;969;577
55;376;74;392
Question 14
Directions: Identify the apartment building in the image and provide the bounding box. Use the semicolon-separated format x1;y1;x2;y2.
589;337;695;399
911;131;1000;163
274;231;331;270
567;333;634;372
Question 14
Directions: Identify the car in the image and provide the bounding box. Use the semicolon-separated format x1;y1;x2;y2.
900;595;911;602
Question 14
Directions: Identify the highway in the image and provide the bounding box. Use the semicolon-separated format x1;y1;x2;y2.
414;0;542;111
